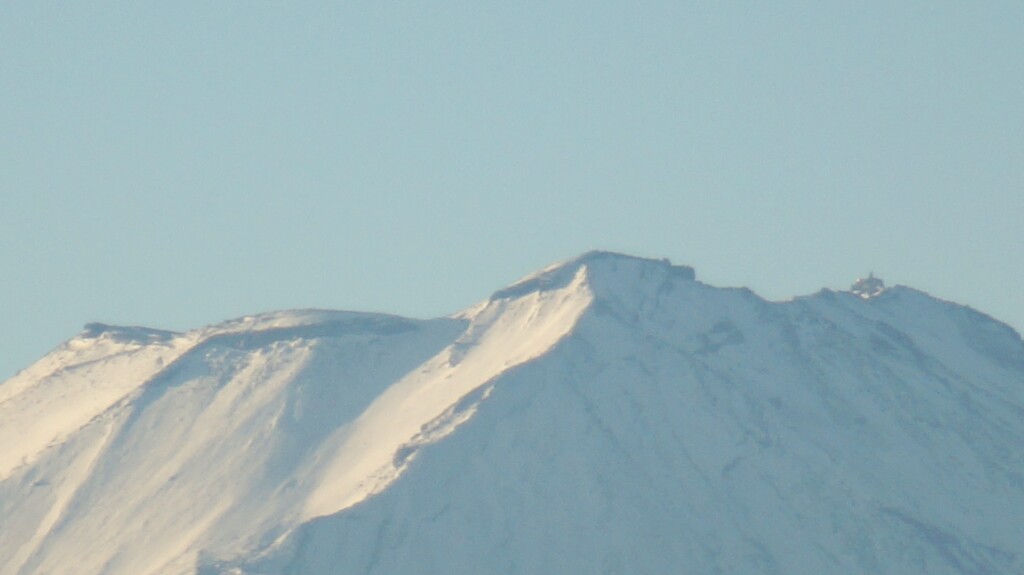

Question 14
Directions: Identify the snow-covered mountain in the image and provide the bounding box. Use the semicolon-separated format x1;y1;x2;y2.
2;252;1022;575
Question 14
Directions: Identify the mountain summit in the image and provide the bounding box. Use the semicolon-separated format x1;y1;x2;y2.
2;253;1022;575
489;251;695;300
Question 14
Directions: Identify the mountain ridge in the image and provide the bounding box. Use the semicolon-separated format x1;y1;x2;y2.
25;250;1021;359
2;253;1022;575
211;256;1024;575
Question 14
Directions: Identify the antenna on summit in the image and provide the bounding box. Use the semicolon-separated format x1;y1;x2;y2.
850;272;885;299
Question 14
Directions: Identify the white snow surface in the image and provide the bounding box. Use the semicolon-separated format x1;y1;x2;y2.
2;252;1023;575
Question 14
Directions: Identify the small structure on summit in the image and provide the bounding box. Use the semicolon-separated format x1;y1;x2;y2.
850;272;885;299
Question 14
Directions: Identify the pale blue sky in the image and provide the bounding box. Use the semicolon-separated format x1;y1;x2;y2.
2;2;1022;379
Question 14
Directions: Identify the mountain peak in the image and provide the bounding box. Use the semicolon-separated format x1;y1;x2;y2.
491;251;696;301
5;253;1023;575
80;322;180;344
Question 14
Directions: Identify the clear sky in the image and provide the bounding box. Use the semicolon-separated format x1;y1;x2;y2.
2;2;1022;380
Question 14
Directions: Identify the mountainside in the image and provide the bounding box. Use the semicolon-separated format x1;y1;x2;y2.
2;252;1023;575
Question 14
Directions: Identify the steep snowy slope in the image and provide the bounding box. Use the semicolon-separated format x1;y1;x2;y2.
0;311;468;574
2;252;1023;575
0;323;190;481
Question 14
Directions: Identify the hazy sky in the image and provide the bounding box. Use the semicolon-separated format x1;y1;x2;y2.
3;2;1022;379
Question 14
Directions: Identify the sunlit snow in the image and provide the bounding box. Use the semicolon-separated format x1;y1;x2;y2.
1;252;1021;575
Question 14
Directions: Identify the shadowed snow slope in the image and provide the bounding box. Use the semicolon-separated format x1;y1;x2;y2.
2;252;1023;575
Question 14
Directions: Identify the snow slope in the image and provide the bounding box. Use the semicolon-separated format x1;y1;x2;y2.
2;252;1023;575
